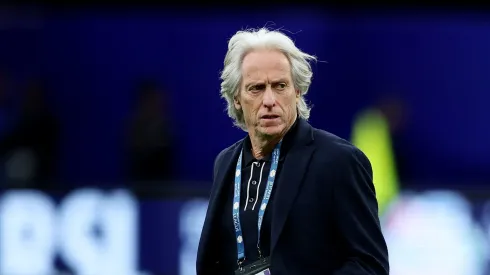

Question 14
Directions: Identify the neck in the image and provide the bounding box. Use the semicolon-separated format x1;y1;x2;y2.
249;117;297;159
250;135;282;159
250;120;295;159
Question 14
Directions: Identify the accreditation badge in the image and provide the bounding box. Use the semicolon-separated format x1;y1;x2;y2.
235;257;271;275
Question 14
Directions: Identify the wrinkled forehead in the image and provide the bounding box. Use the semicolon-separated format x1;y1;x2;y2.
241;49;292;82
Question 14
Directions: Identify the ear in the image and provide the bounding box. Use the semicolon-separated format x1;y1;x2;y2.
295;90;301;101
234;97;241;110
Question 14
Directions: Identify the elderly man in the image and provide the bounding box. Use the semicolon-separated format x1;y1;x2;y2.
197;28;389;275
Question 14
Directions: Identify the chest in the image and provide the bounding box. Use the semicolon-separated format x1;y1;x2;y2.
221;159;284;235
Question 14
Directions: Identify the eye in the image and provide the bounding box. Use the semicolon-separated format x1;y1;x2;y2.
275;82;288;90
248;84;265;93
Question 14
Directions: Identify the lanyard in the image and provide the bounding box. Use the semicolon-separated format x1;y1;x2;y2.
233;141;282;267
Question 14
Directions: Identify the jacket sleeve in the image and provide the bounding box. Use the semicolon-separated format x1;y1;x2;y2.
332;146;390;275
196;149;227;275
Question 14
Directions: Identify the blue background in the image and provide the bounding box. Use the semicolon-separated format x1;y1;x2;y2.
1;8;490;275
2;9;488;186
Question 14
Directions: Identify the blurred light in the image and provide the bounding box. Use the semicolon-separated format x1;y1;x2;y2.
480;200;490;242
179;199;208;275
0;188;140;275
383;190;489;275
0;189;57;275
57;188;139;275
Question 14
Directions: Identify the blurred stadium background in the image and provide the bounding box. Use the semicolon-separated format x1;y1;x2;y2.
0;5;489;275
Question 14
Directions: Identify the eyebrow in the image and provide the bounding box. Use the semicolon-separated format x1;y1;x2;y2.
244;82;263;89
272;79;289;84
244;79;289;89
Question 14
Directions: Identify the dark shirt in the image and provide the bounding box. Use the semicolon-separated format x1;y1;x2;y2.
217;119;298;273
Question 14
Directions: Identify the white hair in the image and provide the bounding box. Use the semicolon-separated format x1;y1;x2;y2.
220;27;317;131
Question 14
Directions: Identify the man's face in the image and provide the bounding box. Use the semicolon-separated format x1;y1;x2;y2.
235;49;299;139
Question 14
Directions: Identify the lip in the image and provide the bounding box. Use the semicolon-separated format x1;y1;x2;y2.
260;115;280;119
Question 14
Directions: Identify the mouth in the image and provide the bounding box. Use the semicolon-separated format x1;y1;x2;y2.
261;115;280;120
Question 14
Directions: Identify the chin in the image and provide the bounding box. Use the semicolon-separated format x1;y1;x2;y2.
257;125;285;138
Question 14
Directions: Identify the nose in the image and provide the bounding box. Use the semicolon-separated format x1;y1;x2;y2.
262;86;276;108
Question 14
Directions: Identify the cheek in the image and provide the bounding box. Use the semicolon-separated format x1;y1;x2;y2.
241;101;260;119
281;97;298;115
247;101;261;115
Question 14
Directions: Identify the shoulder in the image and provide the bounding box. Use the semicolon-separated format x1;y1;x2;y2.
211;139;243;182
311;126;371;171
214;139;243;166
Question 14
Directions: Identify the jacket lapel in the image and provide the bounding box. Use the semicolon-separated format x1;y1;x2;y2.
271;119;315;253
209;143;242;216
